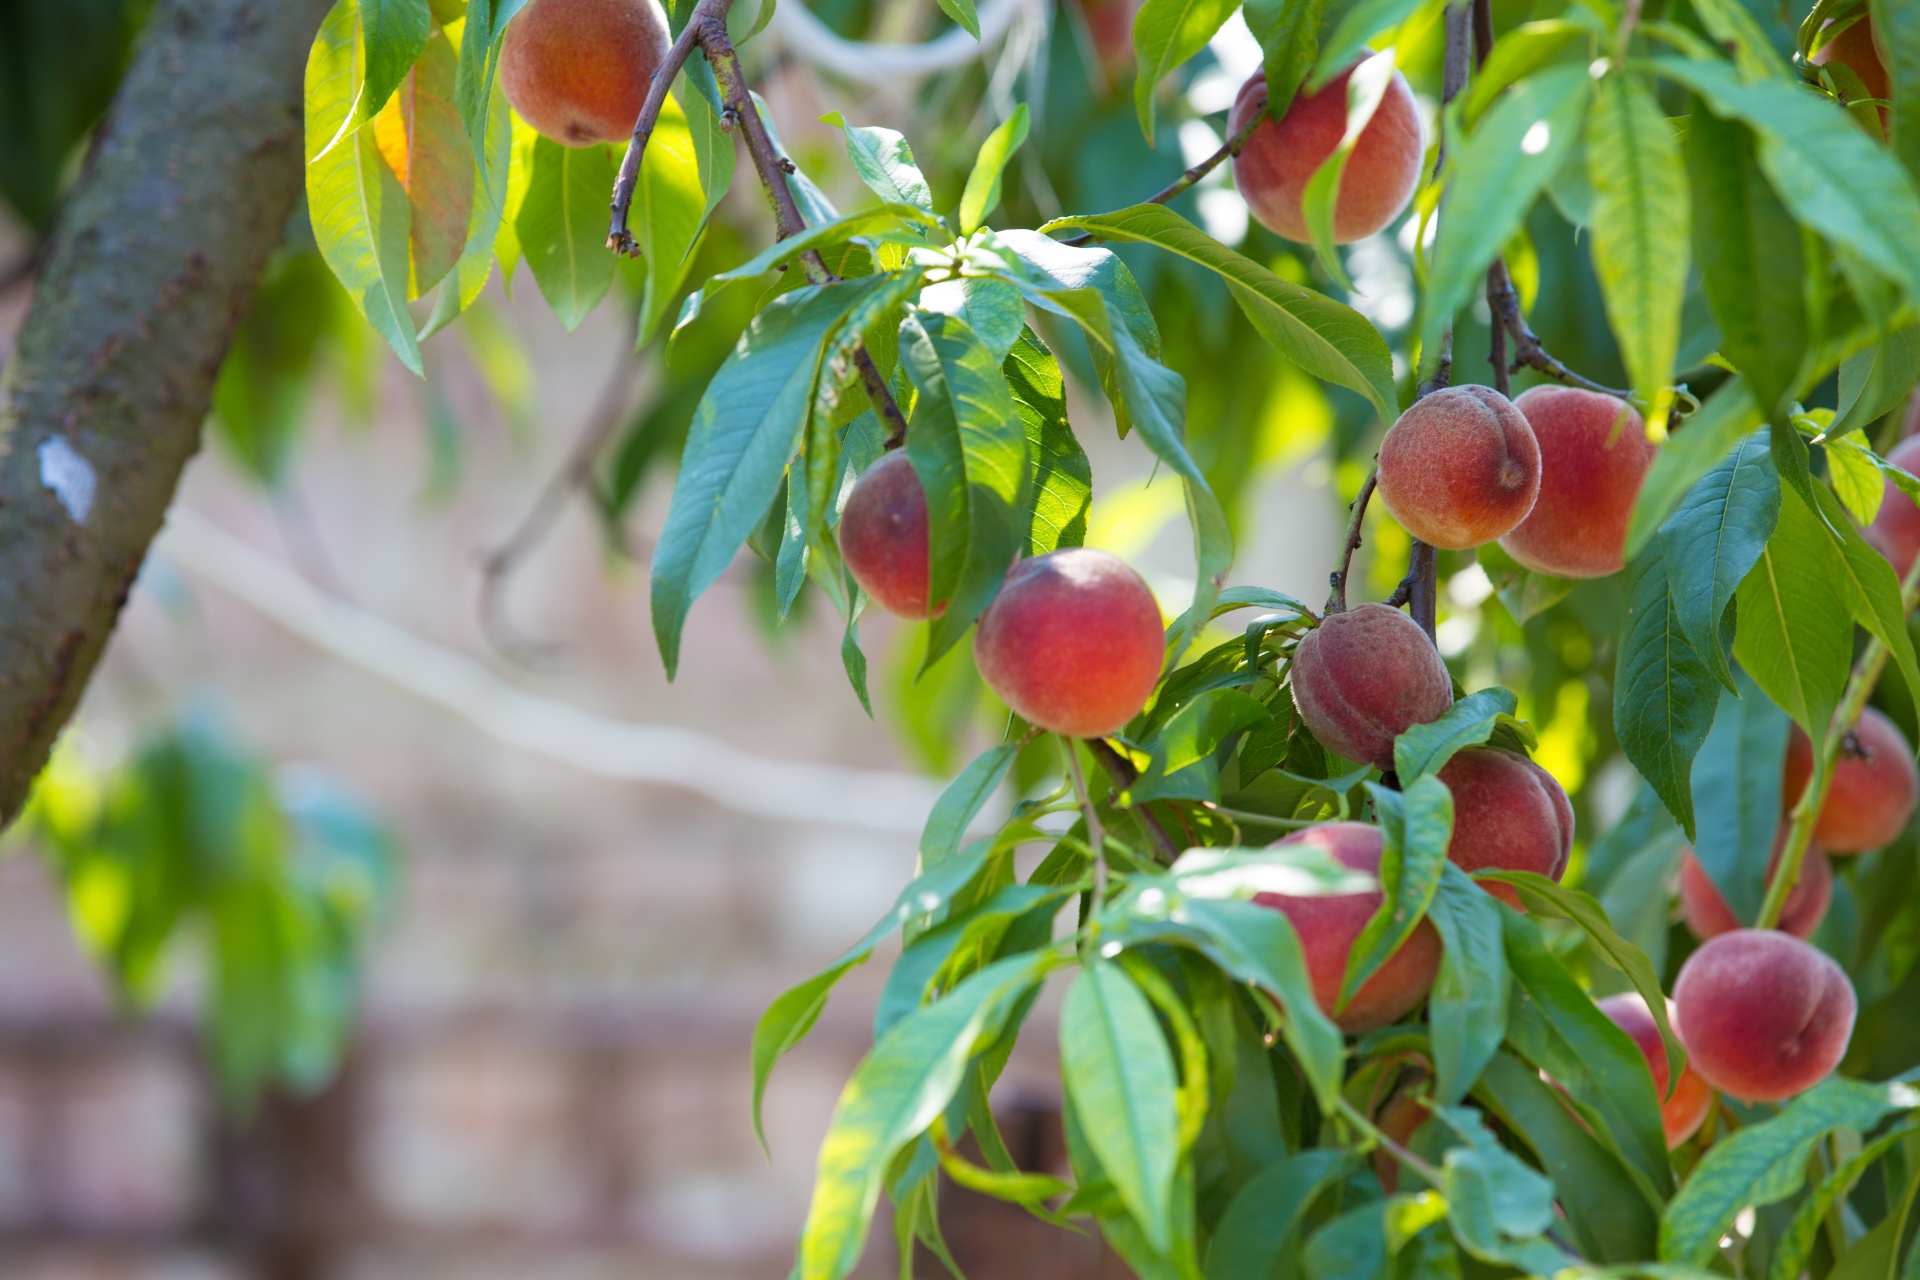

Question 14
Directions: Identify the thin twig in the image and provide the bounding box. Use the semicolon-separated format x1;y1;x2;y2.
1058;94;1268;247
608;12;710;256
478;350;639;665
1486;259;1630;398
1759;551;1920;928
1086;737;1181;864
1326;467;1379;615
1486;264;1511;397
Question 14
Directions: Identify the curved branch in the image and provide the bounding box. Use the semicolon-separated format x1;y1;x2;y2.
0;0;333;825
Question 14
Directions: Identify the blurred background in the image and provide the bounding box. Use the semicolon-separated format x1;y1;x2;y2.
0;0;1666;1275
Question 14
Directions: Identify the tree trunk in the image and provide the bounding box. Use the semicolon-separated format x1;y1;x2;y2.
0;0;332;822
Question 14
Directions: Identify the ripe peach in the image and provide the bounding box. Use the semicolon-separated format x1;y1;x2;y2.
973;548;1163;738
1596;993;1714;1148
1782;707;1919;853
1672;929;1856;1102
1813;15;1891;108
1254;822;1442;1033
839;452;939;620
1376;386;1542;550
1867;436;1920;577
1496;387;1655;579
1228;65;1425;245
1290;603;1454;769
1080;0;1138;83
501;0;670;147
1437;746;1573;909
1680;839;1832;941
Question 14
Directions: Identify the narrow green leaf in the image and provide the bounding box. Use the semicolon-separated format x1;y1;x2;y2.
1132;0;1240;142
1313;0;1431;90
715;205;934;283
1628;377;1764;558
306;1;424;375
901;312;1031;666
1734;482;1853;736
1061;961;1181;1253
635;93;708;346
933;0;981;39
515;137;617;330
1769;1119;1920;1280
1341;776;1452;1005
679;68;737;235
959;104;1031;236
775;465;809;619
1003;328;1091;554
1476;542;1578;623
1242;0;1327;119
1462;20;1587;127
1873;0;1920;180
1035;205;1397;421
1133;689;1270;802
821;113;935;214
920;742;1019;866
1586;73;1689;421
1426;863;1509;1106
420;62;513;338
1659;429;1781;693
1393;687;1520;781
1205;1150;1351;1280
454;0;531;190
1809;480;1920;726
1614;542;1720;837
1688;668;1789;926
361;0;432;123
1300;52;1399;288
1833;325;1920;437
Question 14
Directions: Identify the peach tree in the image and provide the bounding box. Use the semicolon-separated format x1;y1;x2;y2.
206;0;1920;1271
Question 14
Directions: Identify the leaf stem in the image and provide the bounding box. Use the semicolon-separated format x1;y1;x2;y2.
1758;550;1920;928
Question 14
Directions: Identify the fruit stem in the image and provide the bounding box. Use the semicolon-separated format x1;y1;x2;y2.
1056;94;1269;248
1758;549;1920;929
1326;468;1380;615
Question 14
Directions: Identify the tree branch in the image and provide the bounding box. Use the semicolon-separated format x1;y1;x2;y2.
1057;93;1268;247
1486;258;1631;398
1086;737;1180;864
1326;468;1379;615
0;0;333;825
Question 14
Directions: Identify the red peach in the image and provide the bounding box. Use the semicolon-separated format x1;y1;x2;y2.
1437;746;1573;909
1672;929;1856;1102
840;451;940;620
501;0;670;147
1290;603;1454;769
973;549;1163;738
1596;993;1714;1148
1497;387;1656;579
1868;436;1920;577
1228;65;1425;245
1376;386;1542;550
1255;821;1443;1034
1782;707;1919;853
1813;15;1891;110
1680;838;1832;941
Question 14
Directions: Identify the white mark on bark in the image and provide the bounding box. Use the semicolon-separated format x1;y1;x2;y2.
38;437;96;524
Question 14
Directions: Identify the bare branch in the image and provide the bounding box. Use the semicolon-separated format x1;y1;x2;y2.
1326;468;1380;616
1058;92;1268;247
1486;259;1632;398
607;12;710;256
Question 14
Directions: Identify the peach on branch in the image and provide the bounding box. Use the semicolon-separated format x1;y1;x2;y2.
1497;386;1656;579
1782;707;1919;853
1228;65;1425;245
501;0;671;147
1376;386;1542;550
1290;603;1454;768
1672;929;1856;1102
1596;993;1714;1148
973;548;1164;738
1254;822;1442;1034
840;451;939;620
1680;839;1832;941
1436;746;1573;908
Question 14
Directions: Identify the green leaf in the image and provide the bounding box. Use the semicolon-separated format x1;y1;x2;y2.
1134;689;1270;802
1684;105;1809;418
715;205;935;283
1688;668;1790;926
996;228;1162;358
679;68;737;236
1628;377;1765;559
1435;1106;1567;1272
652;278;895;675
1341;776;1452;1005
1300;52;1400;288
1476;541;1578;623
361;0;432;122
1734;482;1854;736
1659;1078;1918;1264
901;312;1031;666
1205;1150;1352;1280
1061;960;1181;1253
959;104;1031;236
1656;56;1920;305
454;0;530;189
1614;540;1719;843
1242;0;1327;121
1462;20;1588;127
1834;325;1920;437
1659;429;1781;694
798;952;1055;1280
419;62;513;338
1132;0;1240;143
920;742;1019;866
1809;480;1920;725
775;466;809;619
305;1;424;375
1393;687;1520;781
634;94;709;347
1501;907;1673;1202
876;882;1074;1038
1035;205;1398;421
1313;0;1432;90
1770;1119;1920;1280
1586;73;1689;421
514;137;617;330
821;113;935;215
1421;65;1591;368
1306;1198;1450;1280
1474;1052;1660;1262
933;0;981;39
1004;328;1090;554
1426;863;1509;1106
920;274;1026;363
1875;0;1920;180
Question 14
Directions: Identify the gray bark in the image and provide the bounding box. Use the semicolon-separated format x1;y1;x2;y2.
0;0;334;822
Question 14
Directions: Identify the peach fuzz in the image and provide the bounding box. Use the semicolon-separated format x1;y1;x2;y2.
1596;993;1714;1148
1290;603;1454;768
840;452;940;620
1868;436;1920;578
973;548;1164;739
1497;386;1656;579
1437;746;1573;909
1228;65;1425;244
1680;840;1832;941
1672;929;1856;1102
1783;707;1919;853
1376;386;1542;550
501;0;670;147
1253;822;1442;1034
